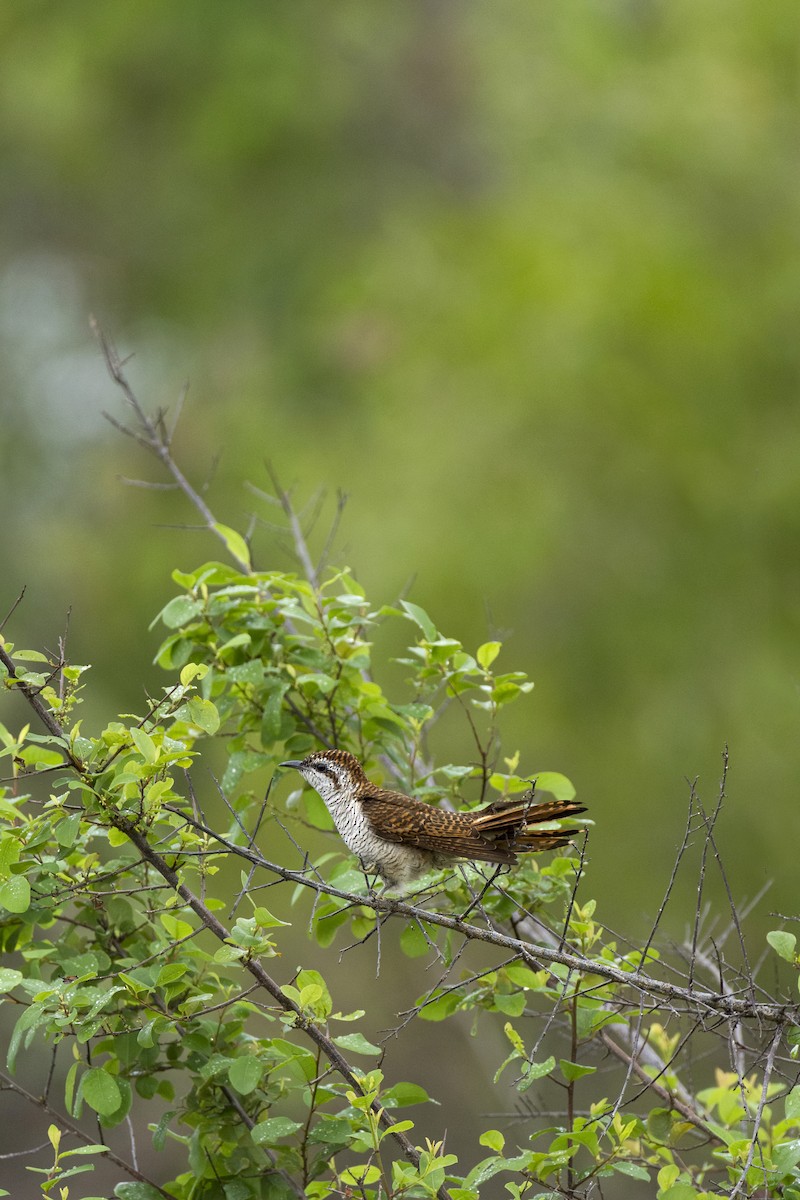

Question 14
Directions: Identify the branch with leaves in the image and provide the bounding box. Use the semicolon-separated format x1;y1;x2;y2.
2;347;800;1199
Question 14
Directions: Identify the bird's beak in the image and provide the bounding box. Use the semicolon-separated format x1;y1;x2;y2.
279;760;303;770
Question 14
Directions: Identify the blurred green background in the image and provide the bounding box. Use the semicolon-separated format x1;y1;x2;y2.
2;1;798;942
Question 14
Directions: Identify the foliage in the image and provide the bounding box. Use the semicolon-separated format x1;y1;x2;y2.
3;3;800;947
1;517;800;1198
1;357;799;1197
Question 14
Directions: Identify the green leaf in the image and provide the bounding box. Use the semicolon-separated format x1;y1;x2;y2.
0;837;21;877
647;1108;674;1143
773;1138;800;1175
186;696;220;735
213;523;251;568
252;1116;303;1144
115;1185;167;1200
660;1185;699;1200
130;726;157;764
400;600;438;641
159;596;204;629
559;1059;597;1082
381;1082;430;1108
228;1055;264;1095
504;963;546;990
532;772;576;802
476;641;502;669
613;1162;650;1181
156;963;188;987
341;1166;381;1186
82;1068;122;1116
303;789;335;831
261;684;289;745
333;1033;381;1056
479;1129;505;1153
418;992;459;1022
179;662;208;687
307;1116;353;1148
400;922;431;958
54;812;82;847
518;1056;555;1091
786;1086;800;1120
767;930;797;962
0;968;23;993
0;874;30;914
494;992;526;1016
255;906;291;929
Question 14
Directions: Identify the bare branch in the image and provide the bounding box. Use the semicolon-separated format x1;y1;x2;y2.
92;318;251;574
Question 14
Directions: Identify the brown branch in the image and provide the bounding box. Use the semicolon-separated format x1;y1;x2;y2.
161;804;797;1023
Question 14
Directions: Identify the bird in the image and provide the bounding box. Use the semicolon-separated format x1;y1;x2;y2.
279;748;587;891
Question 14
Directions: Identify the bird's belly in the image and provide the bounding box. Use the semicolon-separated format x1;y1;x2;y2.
328;802;432;888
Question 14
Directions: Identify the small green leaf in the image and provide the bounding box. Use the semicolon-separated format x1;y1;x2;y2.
159;596;204;629
254;906;290;929
531;772;576;802
186;697;220;735
261;685;289;744
400;922;431;958
418;992;459;1022
130;727;157;764
228;1055;264;1095
400;600;438;641
333;1033;381;1056
0;968;23;993
115;1184;167;1200
341;1166;382;1186
0;874;30;914
613;1162;650;1181
518;1056;555;1091
381;1082;430;1108
82;1068;122;1116
476;641;502;670
479;1129;505;1153
156;963;188;987
213;523;251;569
767;930;797;962
54;812;82;847
251;1116;303;1144
494;992;526;1016
503;1022;525;1054
179;662;208;687
786;1085;800;1120
773;1138;800;1175
0;837;21;878
504;963;546;990
559;1059;597;1082
660;1185;699;1200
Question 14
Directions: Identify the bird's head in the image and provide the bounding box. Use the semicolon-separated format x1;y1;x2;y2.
280;748;369;802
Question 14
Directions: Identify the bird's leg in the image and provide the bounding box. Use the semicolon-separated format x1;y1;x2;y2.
358;858;383;900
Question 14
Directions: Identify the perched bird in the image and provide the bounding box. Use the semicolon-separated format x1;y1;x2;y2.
280;748;586;891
